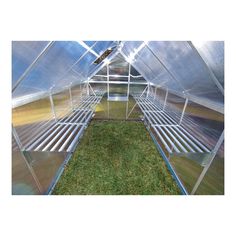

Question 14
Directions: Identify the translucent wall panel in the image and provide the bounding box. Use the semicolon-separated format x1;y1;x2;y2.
127;96;143;120
12;96;54;148
12;41;49;86
164;93;186;123
131;66;141;76
109;54;129;76
182;101;224;150
150;87;167;108
109;84;128;95
94;97;136;120
130;75;146;84
52;90;71;119
195;142;224;195
90;83;107;94
12;136;40;195
71;84;85;109
130;84;146;95
93;96;108;119
170;156;204;193
157;88;167;101
27;151;67;193
149;85;156;97
96;66;107;75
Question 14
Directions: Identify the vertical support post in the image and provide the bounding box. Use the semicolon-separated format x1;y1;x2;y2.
140;86;148;97
105;58;110;115
127;63;131;99
12;126;43;193
154;86;157;100
49;92;57;122
69;85;74;111
146;83;150;98
86;81;89;96
88;83;96;96
191;130;224;195
163;89;168;111
107;64;109;99
125;100;129;120
126;102;137;119
179;98;188;125
107;99;110;119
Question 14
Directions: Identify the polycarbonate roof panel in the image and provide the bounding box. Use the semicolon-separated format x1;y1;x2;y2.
12;41;50;86
120;42;183;91
12;40;224;112
120;43;156;80
13;41;120;98
192;41;224;88
84;41;96;47
147;41;224;104
137;46;185;91
13;41;88;98
121;41;143;55
72;52;97;77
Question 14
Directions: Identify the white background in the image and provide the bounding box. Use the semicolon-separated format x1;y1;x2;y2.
0;0;235;235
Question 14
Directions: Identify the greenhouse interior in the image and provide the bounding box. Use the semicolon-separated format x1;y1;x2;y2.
12;41;224;195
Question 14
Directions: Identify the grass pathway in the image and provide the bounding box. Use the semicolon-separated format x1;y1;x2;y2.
53;121;180;195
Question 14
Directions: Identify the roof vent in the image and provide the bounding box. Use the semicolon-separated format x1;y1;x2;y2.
93;48;114;64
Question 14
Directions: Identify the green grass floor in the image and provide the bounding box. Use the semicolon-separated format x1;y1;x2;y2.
53;120;180;195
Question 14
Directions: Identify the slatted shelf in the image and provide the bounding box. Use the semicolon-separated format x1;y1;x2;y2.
134;95;210;154
24;95;103;153
146;95;219;150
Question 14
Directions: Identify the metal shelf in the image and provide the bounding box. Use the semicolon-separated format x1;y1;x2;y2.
134;96;210;154
25;95;103;153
